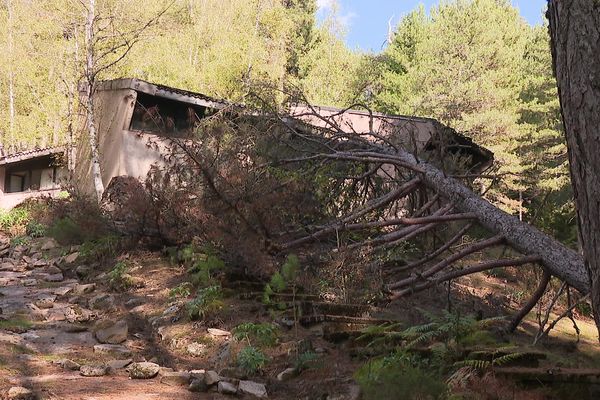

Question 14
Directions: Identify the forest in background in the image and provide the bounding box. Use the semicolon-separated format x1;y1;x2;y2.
0;0;574;243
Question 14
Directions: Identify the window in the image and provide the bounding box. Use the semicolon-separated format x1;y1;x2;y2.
3;155;60;193
129;92;214;137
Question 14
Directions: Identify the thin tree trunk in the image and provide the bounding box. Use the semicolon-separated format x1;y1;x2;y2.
6;0;15;151
547;0;600;336
85;0;104;202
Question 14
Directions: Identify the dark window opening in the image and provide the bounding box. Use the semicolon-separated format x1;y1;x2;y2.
129;92;215;137
3;155;60;193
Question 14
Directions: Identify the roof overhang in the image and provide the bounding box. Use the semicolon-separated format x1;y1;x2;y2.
0;147;65;166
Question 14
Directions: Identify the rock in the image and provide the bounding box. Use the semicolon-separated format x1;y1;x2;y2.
6;386;34;400
219;367;247;380
22;279;37;287
89;293;115;310
107;359;133;370
40;238;59;251
45;265;62;275
53;286;73;297
75;265;91;279
64;306;93;323
239;380;268;398
58;359;81;371
188;379;208;393
187;342;207;356
45;273;64;282
159;371;191;386
162;305;180;317
34;294;56;309
125;298;143;307
207;328;231;337
189;369;206;380
93;344;132;357
277;367;298;381
80;364;109;377
64;252;79;264
71;283;96;295
59;322;88;333
205;370;221;386
128;362;160;379
94;320;128;344
218;381;238;395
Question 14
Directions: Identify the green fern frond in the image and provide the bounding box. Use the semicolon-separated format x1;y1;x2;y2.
492;352;528;367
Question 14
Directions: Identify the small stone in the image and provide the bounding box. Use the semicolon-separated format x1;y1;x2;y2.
94;320;128;344
64;306;93;323
218;381;238;395
239;380;268;398
89;293;115;310
207;328;231;337
162;305;180;317
7;386;34;400
34;294;56;309
64;252;79;264
107;359;133;370
80;364;108;377
277;367;298;381
58;359;81;371
53;286;73;297
75;265;91;278
71;283;96;295
159;371;191;386
128;362;160;379
45;265;62;275
40;238;59;251
205;370;221;386
93;344;132;357
22;279;37;287
45;273;64;282
187;342;207;356
188;379;208;392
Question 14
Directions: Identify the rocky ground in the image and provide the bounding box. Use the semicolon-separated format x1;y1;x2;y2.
0;234;360;400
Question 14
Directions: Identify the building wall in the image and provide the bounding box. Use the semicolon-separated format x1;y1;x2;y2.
73;88;137;196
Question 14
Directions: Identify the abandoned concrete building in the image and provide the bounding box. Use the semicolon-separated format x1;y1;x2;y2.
0;78;492;209
0;147;67;210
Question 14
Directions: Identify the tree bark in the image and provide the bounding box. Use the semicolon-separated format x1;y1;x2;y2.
547;0;600;335
85;0;105;202
6;0;15;151
385;147;590;294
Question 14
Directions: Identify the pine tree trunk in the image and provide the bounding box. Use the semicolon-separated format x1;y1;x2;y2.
548;0;600;336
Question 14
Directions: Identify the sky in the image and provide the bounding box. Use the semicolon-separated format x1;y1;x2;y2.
316;0;548;52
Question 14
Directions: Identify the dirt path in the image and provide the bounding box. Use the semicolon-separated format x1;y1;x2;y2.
0;237;211;400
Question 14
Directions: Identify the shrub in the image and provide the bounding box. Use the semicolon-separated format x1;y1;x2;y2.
25;220;46;238
169;282;192;299
186;285;224;320
79;234;121;261
0;207;31;235
108;261;133;290
233;323;278;347
237;346;268;375
46;217;83;244
355;351;447;400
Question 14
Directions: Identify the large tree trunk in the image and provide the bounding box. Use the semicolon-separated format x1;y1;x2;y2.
391;147;590;294
547;0;600;334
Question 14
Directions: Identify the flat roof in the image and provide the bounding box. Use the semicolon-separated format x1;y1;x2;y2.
0;147;64;166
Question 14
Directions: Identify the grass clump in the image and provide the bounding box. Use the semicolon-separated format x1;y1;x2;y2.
233;322;279;347
0;317;33;332
355;351;447;400
237;345;268;375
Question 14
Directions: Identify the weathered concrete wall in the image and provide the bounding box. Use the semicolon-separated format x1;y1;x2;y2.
73;88;137;196
0;189;62;210
289;105;435;152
